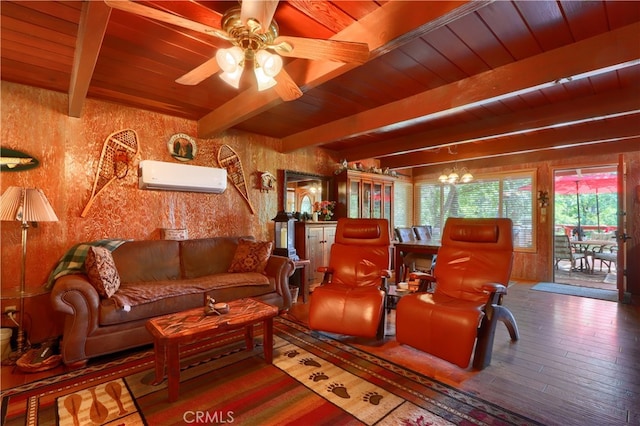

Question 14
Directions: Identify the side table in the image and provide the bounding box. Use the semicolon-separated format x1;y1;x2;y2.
293;259;311;303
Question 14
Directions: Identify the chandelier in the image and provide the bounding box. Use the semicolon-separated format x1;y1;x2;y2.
215;6;284;91
438;167;473;184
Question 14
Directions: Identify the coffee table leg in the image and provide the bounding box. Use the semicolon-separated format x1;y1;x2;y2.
263;317;273;364
167;344;180;402
151;340;165;386
245;324;254;351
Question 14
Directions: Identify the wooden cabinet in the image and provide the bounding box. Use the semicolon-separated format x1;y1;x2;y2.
334;170;395;229
295;222;337;288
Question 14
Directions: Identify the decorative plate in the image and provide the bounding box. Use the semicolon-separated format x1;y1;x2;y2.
168;133;197;161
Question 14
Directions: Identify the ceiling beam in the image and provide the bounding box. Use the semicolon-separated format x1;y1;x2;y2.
68;1;111;117
197;1;484;138
383;114;640;170
281;22;640;152
413;137;640;177
341;86;640;164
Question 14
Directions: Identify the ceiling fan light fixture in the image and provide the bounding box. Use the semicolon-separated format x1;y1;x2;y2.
219;65;244;89
216;46;244;73
254;66;277;91
255;50;282;77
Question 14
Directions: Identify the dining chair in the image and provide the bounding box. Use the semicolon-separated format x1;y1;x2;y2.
394;227;434;283
592;245;617;273
309;218;391;339
396;217;519;370
412;225;432;241
554;234;588;272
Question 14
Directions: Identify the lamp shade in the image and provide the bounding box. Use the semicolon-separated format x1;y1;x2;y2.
0;187;59;223
255;50;282;77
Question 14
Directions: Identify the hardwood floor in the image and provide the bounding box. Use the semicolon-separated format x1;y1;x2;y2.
286;282;640;425
2;283;639;425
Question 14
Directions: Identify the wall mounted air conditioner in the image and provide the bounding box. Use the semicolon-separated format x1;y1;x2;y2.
139;160;227;193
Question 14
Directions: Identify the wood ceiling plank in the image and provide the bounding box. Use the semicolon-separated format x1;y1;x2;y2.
604;1;640;28
1;43;72;72
514;0;572;50
145;1;224;28
477;1;541;60
338;85;640;164
197;1;483;137
0;59;69;93
0;1;79;36
271;2;336;38
0;15;77;46
281;22;640;152
332;1;381;20
560;0;609;41
90;84;207;119
14;0;82;23
447;11;513;68
1;28;76;59
422;26;490;76
68;0;111;117
288;0;357;33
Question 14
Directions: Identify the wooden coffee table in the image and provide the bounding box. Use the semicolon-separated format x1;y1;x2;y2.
146;298;279;401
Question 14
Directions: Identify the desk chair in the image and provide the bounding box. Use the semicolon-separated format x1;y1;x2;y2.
396;218;519;370
309;218;391;339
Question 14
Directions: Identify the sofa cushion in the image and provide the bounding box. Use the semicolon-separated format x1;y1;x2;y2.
228;239;273;273
100;273;272;324
112;240;181;283
181;237;251;278
110;272;270;309
85;247;120;298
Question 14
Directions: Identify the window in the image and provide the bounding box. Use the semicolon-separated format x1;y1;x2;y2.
393;180;413;228
414;171;535;251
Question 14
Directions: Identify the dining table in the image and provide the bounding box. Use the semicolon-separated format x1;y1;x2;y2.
393;240;441;280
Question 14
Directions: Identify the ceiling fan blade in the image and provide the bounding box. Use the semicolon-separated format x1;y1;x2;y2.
104;0;231;41
175;58;221;85
240;0;279;32
272;36;369;64
274;69;303;101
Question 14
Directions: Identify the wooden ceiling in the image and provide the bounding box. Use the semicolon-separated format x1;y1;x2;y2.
2;1;639;172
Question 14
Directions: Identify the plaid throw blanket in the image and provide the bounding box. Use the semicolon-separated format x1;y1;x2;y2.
45;239;129;290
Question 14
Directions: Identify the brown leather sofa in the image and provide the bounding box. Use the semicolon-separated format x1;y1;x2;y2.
51;237;295;367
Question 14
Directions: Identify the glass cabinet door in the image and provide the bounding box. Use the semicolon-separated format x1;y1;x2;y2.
362;181;372;218
348;179;361;218
372;183;382;218
384;183;392;220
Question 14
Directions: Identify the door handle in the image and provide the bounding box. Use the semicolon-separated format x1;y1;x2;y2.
615;231;631;242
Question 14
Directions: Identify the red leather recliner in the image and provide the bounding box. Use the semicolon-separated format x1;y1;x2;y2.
396;217;520;369
309;218;391;339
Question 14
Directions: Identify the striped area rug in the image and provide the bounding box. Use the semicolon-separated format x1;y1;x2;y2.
2;317;542;425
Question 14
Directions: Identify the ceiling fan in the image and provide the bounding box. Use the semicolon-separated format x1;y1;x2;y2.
104;0;371;101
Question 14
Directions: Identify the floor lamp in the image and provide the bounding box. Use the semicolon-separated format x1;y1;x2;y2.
0;187;59;360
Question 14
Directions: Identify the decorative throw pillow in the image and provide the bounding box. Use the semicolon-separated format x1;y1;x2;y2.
85;246;120;298
228;239;273;274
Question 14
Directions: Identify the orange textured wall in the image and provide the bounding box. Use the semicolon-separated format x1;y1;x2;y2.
0;82;337;341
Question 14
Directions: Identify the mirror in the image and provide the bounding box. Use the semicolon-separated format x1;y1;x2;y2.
282;170;331;216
